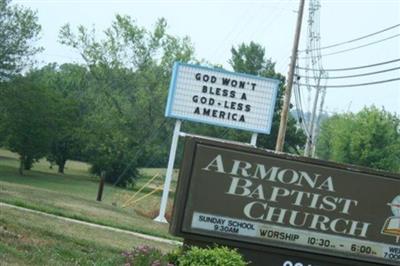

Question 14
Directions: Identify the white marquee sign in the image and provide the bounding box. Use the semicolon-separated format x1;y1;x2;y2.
165;63;280;134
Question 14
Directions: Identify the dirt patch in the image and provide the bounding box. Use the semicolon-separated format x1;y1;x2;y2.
134;208;173;223
0;225;21;239
0;225;52;247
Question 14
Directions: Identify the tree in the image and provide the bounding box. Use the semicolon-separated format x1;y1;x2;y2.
229;41;276;77
0;0;42;80
32;63;88;173
229;42;306;153
59;16;194;185
0;74;57;174
316;106;400;172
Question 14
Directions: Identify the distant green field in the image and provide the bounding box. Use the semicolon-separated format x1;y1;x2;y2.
0;149;178;239
0;149;91;177
0;205;175;265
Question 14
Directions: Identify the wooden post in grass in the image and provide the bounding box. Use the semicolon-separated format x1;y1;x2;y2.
97;171;105;202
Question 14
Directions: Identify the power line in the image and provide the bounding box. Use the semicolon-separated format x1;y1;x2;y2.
293;69;311;136
111;119;168;187
295;77;400;88
300;33;400;59
210;4;254;63
246;1;288;41
297;66;400;79
299;23;400;52
296;58;400;71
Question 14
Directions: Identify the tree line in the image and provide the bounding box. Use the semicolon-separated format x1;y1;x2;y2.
0;1;398;187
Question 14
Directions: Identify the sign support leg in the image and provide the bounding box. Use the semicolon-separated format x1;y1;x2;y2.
154;120;182;223
250;133;258;146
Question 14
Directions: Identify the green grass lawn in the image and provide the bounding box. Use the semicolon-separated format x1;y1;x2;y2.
0;205;176;265
0;149;178;240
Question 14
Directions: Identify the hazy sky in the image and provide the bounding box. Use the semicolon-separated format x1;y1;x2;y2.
16;0;400;115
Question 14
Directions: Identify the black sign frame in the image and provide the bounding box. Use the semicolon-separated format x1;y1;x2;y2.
170;136;400;266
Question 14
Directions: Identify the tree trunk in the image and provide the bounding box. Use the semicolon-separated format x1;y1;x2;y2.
58;159;66;174
19;158;24;175
24;157;33;170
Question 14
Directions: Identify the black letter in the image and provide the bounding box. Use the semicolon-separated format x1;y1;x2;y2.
212;110;218;117
203;108;211;116
222;78;230;85
231;80;237;87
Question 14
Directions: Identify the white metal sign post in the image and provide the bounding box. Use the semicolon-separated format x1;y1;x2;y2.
154;120;181;223
250;133;258;146
154;62;280;223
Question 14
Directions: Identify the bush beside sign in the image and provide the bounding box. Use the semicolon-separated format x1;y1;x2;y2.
170;136;400;266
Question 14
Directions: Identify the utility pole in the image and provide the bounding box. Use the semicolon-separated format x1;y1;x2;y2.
275;0;306;152
311;87;327;157
301;0;327;158
304;75;321;157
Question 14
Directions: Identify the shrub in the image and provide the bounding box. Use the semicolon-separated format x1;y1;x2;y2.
90;158;138;187
178;246;248;266
165;248;183;265
122;245;173;266
122;245;247;266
